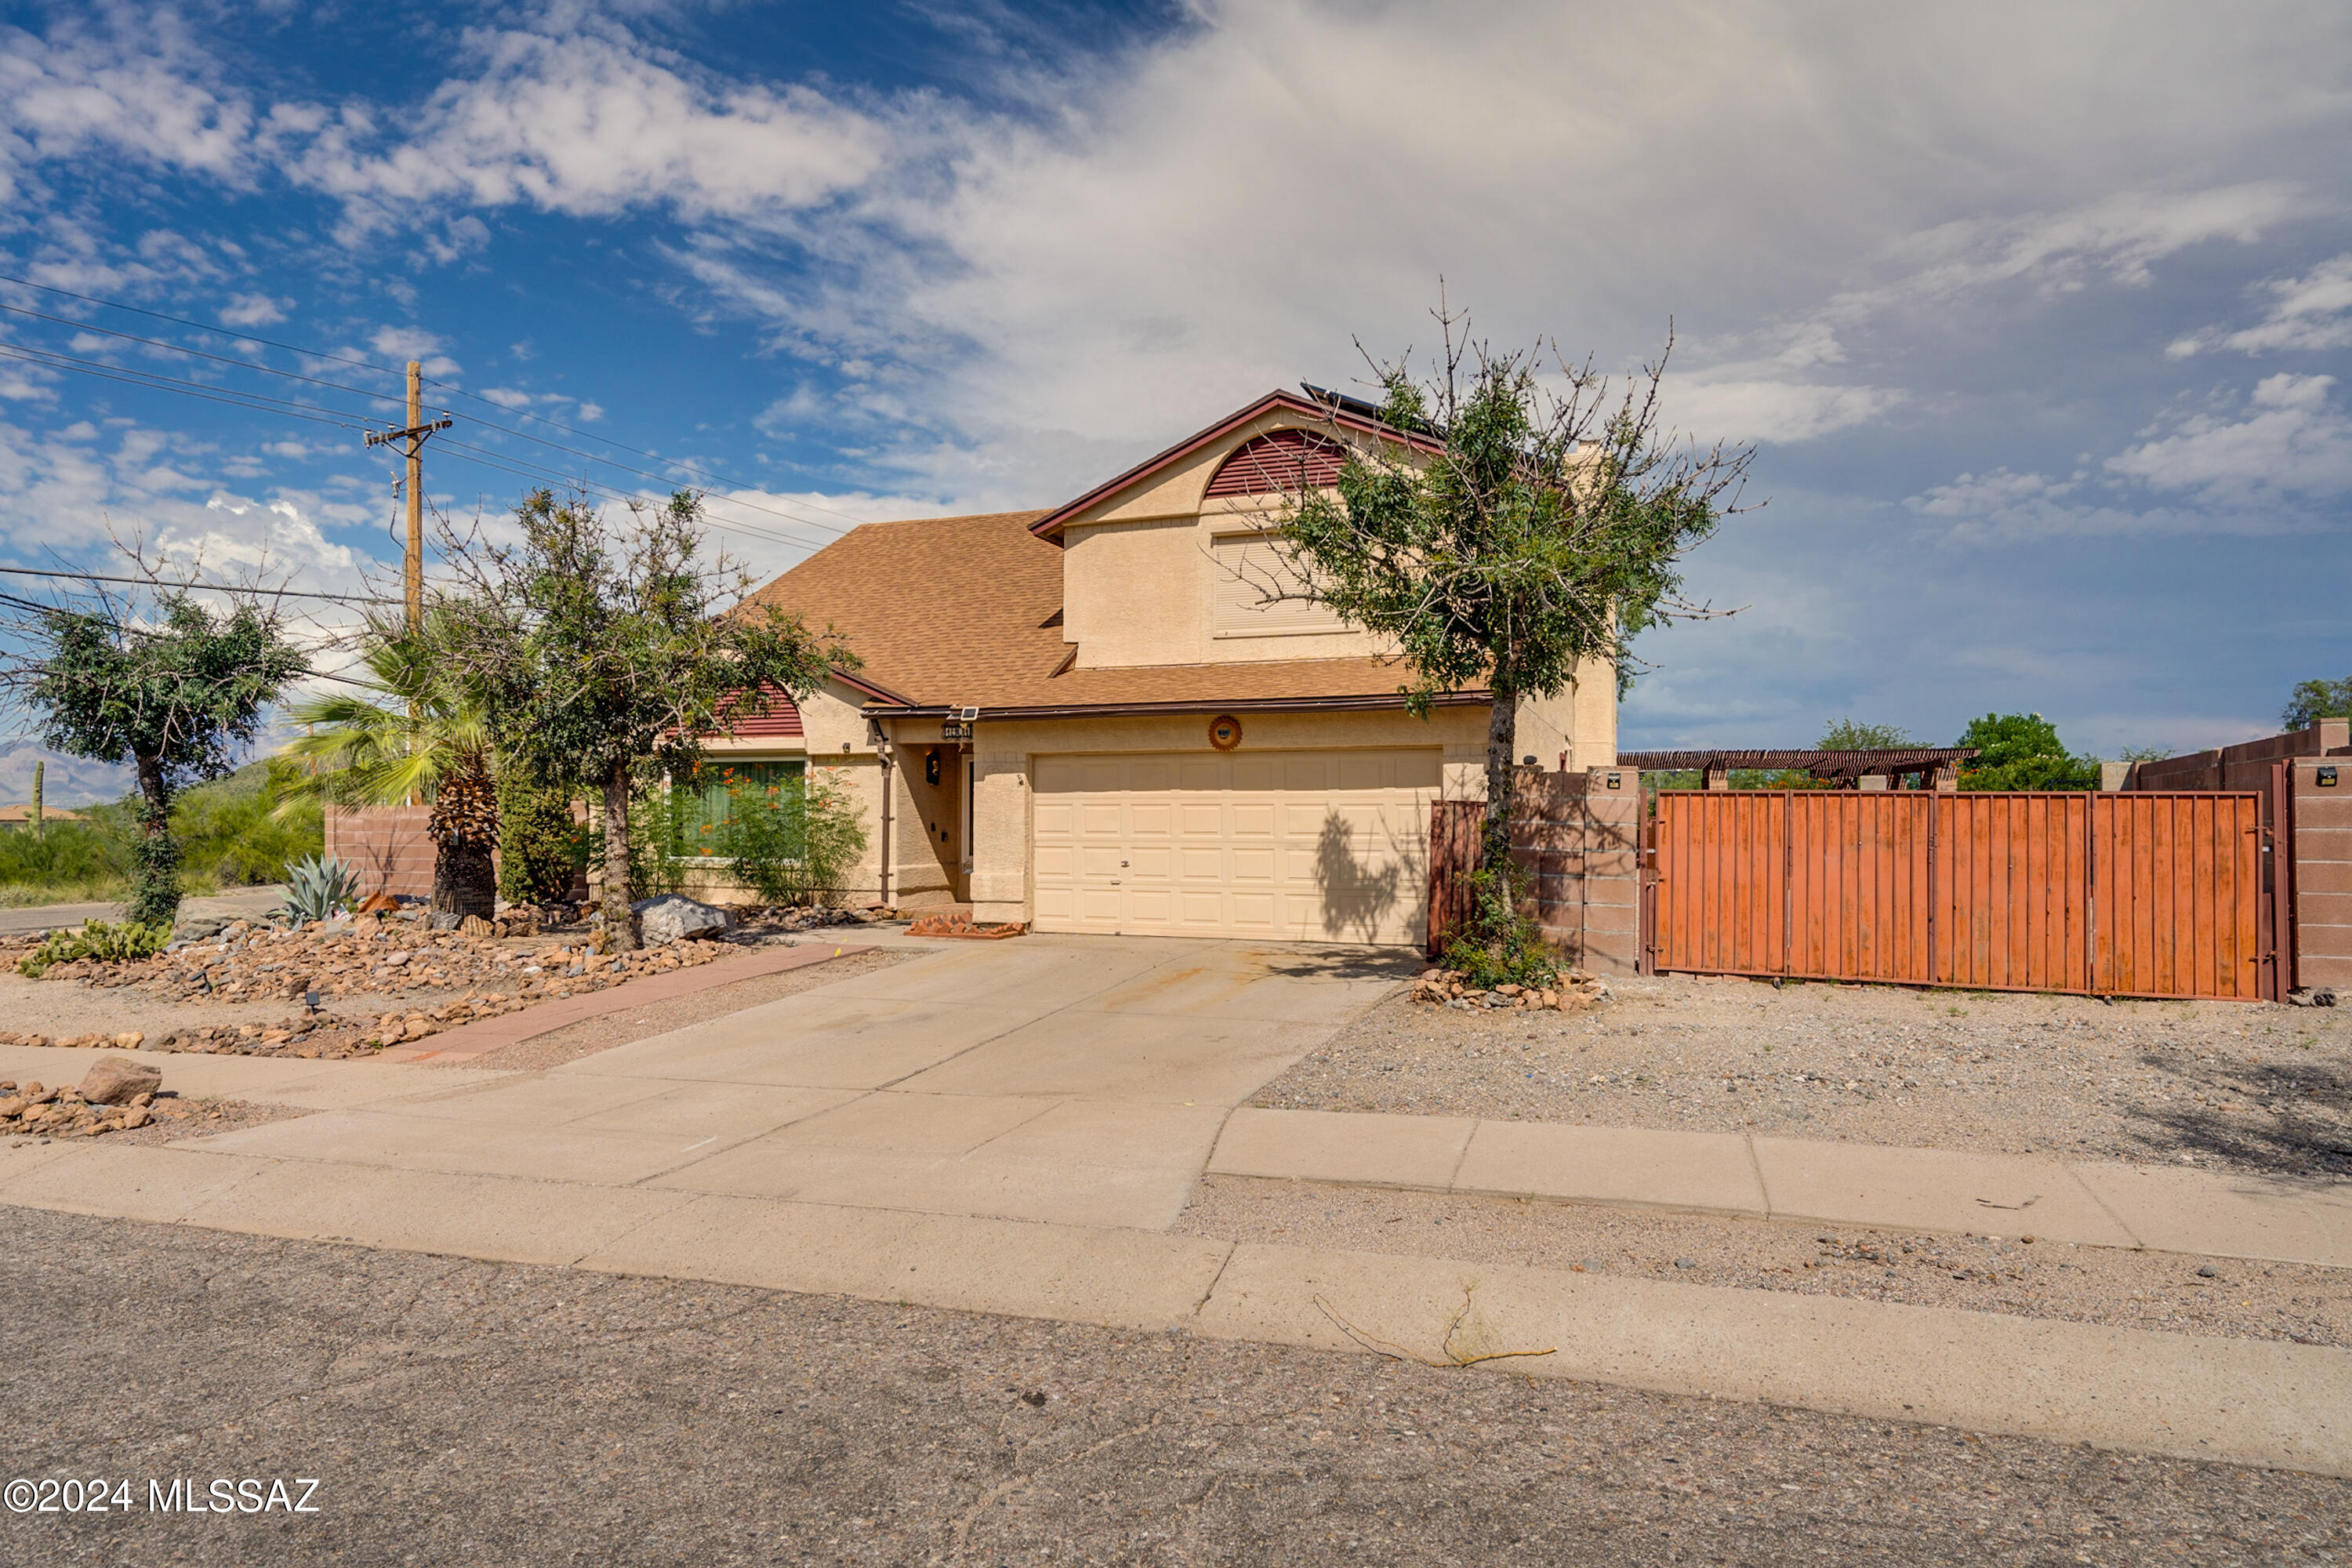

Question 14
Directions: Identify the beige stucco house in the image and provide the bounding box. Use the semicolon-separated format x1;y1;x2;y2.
705;389;1617;947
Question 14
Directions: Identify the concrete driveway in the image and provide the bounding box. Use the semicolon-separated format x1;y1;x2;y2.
191;935;1414;1231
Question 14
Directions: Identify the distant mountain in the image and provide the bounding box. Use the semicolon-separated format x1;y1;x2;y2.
0;740;134;808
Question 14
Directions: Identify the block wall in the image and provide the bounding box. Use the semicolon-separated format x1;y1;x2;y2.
324;804;435;901
2293;758;2352;991
1506;765;1644;975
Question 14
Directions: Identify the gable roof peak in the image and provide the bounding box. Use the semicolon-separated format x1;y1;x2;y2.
1027;387;1436;539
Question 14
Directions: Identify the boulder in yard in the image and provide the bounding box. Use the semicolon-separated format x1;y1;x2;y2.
78;1054;162;1106
631;895;731;947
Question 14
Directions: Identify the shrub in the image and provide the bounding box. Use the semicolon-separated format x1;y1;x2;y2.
718;765;868;906
175;761;322;885
498;777;585;905
0;818;130;906
1439;862;1560;990
19;917;169;975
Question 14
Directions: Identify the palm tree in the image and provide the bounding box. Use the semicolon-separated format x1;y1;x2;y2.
278;617;499;923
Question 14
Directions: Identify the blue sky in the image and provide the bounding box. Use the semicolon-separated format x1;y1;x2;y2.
2;0;2348;795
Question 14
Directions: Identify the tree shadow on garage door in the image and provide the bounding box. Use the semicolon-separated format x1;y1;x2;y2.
1299;811;1427;964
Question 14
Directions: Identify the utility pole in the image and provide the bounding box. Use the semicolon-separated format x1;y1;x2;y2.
365;361;452;631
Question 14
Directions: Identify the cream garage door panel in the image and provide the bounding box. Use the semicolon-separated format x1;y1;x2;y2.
1032;749;1439;944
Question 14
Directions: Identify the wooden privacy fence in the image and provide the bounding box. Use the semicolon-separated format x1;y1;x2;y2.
1650;790;2271;1000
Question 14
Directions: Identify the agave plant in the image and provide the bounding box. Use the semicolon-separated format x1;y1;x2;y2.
275;854;360;925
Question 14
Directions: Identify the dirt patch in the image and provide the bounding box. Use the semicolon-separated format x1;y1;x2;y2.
1253;974;2352;1179
1175;1174;2351;1348
2;1086;304;1148
448;946;913;1072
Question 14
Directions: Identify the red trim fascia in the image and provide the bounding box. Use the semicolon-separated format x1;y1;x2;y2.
832;667;920;706
1026;390;1441;540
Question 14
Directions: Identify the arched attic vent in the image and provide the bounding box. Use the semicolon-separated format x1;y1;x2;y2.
1202;428;1349;499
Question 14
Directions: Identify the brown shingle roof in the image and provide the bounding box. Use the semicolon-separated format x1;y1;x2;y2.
744;511;1063;707
746;508;1484;716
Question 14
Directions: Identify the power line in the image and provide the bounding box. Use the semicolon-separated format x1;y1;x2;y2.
0;564;395;604
434;437;832;553
0;339;379;426
0;270;888;547
0;300;408;409
420;379;869;531
0;344;370;430
431;441;825;557
0;269;869;537
0;270;405;379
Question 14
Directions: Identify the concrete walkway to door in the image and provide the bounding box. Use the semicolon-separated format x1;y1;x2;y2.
158;935;1409;1232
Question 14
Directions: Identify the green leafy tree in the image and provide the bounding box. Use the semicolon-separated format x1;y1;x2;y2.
2283;678;2352;732
442;488;855;950
278;613;500;924
1817;719;1912;750
1954;712;2100;791
1274;304;1751;975
9;593;305;926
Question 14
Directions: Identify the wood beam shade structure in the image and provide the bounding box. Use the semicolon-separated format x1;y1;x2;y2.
364;360;453;630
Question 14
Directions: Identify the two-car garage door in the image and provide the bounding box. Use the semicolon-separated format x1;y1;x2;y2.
1031;750;1439;945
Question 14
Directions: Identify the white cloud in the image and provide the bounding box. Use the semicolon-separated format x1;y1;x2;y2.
292;23;889;236
2169;252;2352;357
1903;466;2268;545
1665;379;1904;446
0;13;260;200
366;326;459;379
2105;373;2352;499
219;292;289;327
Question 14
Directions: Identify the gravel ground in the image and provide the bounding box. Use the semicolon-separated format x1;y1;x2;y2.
1174;1175;2352;1347
96;1095;305;1146
0;1090;304;1150
3;1209;2346;1566
1254;975;2352;1178
447;946;912;1073
0;969;356;1043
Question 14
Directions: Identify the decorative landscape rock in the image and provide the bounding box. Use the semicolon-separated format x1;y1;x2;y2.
1;920;733;1007
631;895;731;947
1410;967;1612;1013
78;1053;162;1105
0;1073;162;1139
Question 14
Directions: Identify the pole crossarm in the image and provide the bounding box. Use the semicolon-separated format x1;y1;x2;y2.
364;416;452;449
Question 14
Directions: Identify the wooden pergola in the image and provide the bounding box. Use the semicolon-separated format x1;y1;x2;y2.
1616;748;1980;791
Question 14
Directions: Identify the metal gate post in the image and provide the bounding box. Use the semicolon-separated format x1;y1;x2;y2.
2267;760;2295;1000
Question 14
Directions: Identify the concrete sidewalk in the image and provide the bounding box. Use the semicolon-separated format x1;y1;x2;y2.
1208;1108;2352;1270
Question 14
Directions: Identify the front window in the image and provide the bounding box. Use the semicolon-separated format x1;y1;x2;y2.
673;758;808;860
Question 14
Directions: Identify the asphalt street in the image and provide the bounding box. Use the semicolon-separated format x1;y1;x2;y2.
3;1209;2345;1566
